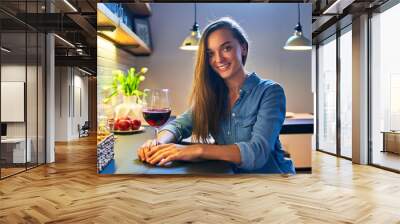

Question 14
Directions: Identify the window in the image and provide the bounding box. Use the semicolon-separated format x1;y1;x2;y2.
0;1;47;179
339;27;352;158
370;2;400;171
317;35;337;155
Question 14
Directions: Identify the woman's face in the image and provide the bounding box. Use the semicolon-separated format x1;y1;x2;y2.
206;28;247;80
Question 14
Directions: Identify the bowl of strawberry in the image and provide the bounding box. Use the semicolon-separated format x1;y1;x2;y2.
113;116;144;134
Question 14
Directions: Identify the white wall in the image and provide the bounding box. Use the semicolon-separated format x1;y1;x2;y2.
1;65;34;137
1;63;46;164
73;73;89;137
135;3;312;115
1;65;26;139
97;35;138;121
55;67;69;141
54;67;89;141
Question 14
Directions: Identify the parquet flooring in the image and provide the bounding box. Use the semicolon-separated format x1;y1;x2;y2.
372;151;400;171
1;135;400;223
1;163;45;178
1;167;25;178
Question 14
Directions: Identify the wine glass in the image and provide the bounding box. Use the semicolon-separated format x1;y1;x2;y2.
142;89;171;142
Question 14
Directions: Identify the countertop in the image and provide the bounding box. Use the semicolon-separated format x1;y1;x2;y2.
99;113;314;174
281;113;313;134
99;126;234;175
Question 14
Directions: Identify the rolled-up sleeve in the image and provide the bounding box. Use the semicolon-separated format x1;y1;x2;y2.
235;83;286;171
160;110;193;142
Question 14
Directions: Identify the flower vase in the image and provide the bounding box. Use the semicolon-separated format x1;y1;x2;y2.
114;95;142;120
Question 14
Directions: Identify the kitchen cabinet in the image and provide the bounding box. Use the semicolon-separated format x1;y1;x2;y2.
280;113;314;172
97;3;151;56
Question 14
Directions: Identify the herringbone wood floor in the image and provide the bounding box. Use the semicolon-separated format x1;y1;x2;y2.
1;136;400;224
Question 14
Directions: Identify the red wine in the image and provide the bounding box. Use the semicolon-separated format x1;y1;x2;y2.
142;109;171;127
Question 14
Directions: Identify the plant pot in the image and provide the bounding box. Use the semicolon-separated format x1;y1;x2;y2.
114;95;143;120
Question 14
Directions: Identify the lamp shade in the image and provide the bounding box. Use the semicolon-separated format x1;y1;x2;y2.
284;4;312;51
284;23;312;51
180;25;201;51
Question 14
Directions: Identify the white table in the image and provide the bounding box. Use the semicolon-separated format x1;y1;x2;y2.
1;138;31;163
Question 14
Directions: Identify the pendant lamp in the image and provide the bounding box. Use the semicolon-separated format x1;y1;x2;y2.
180;3;201;51
284;3;312;51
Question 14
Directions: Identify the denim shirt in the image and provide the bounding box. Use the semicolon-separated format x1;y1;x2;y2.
161;73;295;174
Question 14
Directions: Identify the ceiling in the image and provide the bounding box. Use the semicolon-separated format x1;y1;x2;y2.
1;0;394;74
311;0;389;43
100;0;389;43
0;0;97;75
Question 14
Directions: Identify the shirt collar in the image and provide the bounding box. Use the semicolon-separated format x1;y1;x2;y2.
240;72;259;94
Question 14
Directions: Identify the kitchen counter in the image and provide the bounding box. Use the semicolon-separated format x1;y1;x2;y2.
99;126;234;175
100;114;314;174
279;113;314;172
281;113;313;134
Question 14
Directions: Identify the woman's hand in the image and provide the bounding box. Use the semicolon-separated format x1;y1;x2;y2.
146;144;203;166
137;130;178;162
137;139;158;162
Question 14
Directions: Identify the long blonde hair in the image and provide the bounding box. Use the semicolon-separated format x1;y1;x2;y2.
190;17;249;143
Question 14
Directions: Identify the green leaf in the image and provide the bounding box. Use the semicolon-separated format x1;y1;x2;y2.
133;89;142;96
103;90;118;104
109;67;148;97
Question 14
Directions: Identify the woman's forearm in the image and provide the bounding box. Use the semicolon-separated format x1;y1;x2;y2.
198;144;242;165
157;130;177;144
155;131;242;164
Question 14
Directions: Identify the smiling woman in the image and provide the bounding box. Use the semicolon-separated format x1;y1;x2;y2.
137;17;295;174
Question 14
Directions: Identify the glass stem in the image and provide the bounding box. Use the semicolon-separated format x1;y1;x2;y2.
155;127;159;145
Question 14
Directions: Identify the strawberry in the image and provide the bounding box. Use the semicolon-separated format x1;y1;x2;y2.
131;119;141;130
118;120;131;131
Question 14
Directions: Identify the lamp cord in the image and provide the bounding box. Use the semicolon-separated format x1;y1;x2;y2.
297;3;300;24
194;3;197;24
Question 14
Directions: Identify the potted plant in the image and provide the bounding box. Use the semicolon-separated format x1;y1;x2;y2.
103;67;148;103
103;67;148;131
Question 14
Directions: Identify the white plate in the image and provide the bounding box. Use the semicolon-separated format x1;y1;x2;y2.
112;126;145;135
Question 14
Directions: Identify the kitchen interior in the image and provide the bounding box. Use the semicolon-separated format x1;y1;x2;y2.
96;0;400;174
96;2;313;174
0;0;399;222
